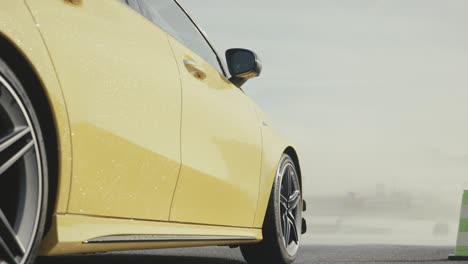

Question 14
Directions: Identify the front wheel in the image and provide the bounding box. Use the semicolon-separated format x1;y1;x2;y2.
0;57;49;264
241;154;303;264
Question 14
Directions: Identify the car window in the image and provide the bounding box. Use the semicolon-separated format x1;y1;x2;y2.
137;0;223;73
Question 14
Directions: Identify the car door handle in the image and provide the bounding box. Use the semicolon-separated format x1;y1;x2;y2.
64;0;82;5
183;59;206;80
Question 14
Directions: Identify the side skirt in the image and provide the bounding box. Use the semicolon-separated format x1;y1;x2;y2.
84;234;257;244
40;214;262;256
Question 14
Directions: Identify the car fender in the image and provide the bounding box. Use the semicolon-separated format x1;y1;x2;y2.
251;104;301;228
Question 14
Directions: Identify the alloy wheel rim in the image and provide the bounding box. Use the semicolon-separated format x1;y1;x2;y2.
0;74;42;264
278;160;301;256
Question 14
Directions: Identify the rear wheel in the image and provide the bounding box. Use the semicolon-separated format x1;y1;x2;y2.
241;154;302;264
0;57;48;264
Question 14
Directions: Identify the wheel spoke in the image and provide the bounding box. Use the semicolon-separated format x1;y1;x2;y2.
288;213;299;244
0;140;34;177
280;194;288;211
0;209;24;258
288;190;301;210
0;237;17;264
283;213;291;245
0;127;31;153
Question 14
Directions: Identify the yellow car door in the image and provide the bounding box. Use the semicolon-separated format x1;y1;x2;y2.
25;0;182;221
136;0;263;227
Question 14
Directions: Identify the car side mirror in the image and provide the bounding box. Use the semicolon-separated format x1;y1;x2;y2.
226;48;262;87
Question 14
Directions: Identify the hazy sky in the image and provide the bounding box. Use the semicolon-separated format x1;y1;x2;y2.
179;0;468;203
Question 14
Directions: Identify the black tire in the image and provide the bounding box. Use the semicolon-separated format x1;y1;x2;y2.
241;154;302;264
0;56;49;264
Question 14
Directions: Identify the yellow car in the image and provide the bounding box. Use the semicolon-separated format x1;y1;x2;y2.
0;1;306;264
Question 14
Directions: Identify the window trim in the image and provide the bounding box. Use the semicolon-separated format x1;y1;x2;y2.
172;0;229;77
126;0;142;12
133;0;229;77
